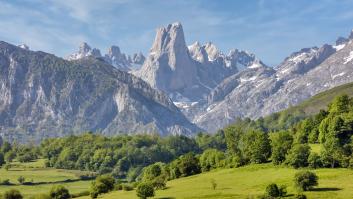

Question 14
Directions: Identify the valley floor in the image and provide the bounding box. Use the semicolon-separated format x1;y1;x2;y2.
82;164;353;199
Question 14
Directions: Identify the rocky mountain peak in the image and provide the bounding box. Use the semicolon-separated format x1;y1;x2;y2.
204;42;220;61
67;42;102;60
18;44;29;50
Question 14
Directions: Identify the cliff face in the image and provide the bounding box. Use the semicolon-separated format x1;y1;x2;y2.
0;41;200;143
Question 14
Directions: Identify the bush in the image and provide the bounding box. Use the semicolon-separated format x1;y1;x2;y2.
17;176;25;184
90;175;115;198
294;171;318;191
265;183;279;197
49;185;71;199
4;189;23;199
122;183;134;191
136;182;155;199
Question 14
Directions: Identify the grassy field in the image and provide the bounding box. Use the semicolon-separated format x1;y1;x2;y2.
85;164;353;199
0;160;93;198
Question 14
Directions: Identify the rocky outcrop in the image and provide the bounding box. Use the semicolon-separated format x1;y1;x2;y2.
0;41;200;143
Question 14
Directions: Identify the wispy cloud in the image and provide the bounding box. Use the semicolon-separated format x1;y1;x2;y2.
1;0;353;65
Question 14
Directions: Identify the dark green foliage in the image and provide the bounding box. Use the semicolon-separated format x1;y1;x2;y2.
199;149;225;171
136;182;155;199
294;171;318;191
285;144;310;168
308;152;322;169
241;130;271;164
265;183;279;197
169;153;201;179
49;185;71;199
4;189;23;199
122;183;134;191
270;131;293;165
141;162;168;189
41;133;199;176
90;175;115;198
0;152;4;166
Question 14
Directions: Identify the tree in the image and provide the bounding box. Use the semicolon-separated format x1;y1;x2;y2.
136;182;155;199
90;175;115;198
285;144;310;168
241;130;271;164
141;162;168;189
210;179;217;190
308;152;322;169
49;185;71;199
4;189;23;199
270;131;293;165
294;171;318;191
175;153;201;177
199;149;225;171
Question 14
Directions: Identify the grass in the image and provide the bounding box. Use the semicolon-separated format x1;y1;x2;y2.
86;164;353;199
0;160;93;198
285;82;353;116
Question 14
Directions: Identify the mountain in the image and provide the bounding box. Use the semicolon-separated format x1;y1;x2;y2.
194;30;353;132
0;41;200;143
134;22;266;102
68;42;145;71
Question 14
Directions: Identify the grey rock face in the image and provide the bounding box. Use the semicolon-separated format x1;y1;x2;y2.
0;41;200;143
194;33;353;133
68;43;145;71
135;22;265;102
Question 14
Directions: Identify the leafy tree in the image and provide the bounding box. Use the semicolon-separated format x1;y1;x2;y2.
4;189;23;199
49;185;71;199
285;144;310;168
308;152;322;169
241;130;271;164
136;182;155;199
270;131;293;165
5;151;16;163
294;171;318;191
199;149;225;171
90;175;115;198
141;162;168;189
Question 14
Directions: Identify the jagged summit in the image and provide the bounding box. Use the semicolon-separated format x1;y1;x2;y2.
135;22;267;102
67;43;145;71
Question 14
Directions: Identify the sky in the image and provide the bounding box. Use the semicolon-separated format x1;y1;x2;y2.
1;0;353;66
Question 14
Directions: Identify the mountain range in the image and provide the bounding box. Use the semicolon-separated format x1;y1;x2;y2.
1;22;353;141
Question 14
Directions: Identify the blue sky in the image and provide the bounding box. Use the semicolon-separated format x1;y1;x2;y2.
1;0;353;66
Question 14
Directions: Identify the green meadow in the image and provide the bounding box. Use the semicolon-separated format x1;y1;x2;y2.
84;164;353;199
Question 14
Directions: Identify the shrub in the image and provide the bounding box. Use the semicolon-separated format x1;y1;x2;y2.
122;183;134;191
17;176;25;184
4;189;23;199
278;185;287;197
265;183;279;197
90;175;115;198
294;171;318;191
49;185;71;199
136;182;155;199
